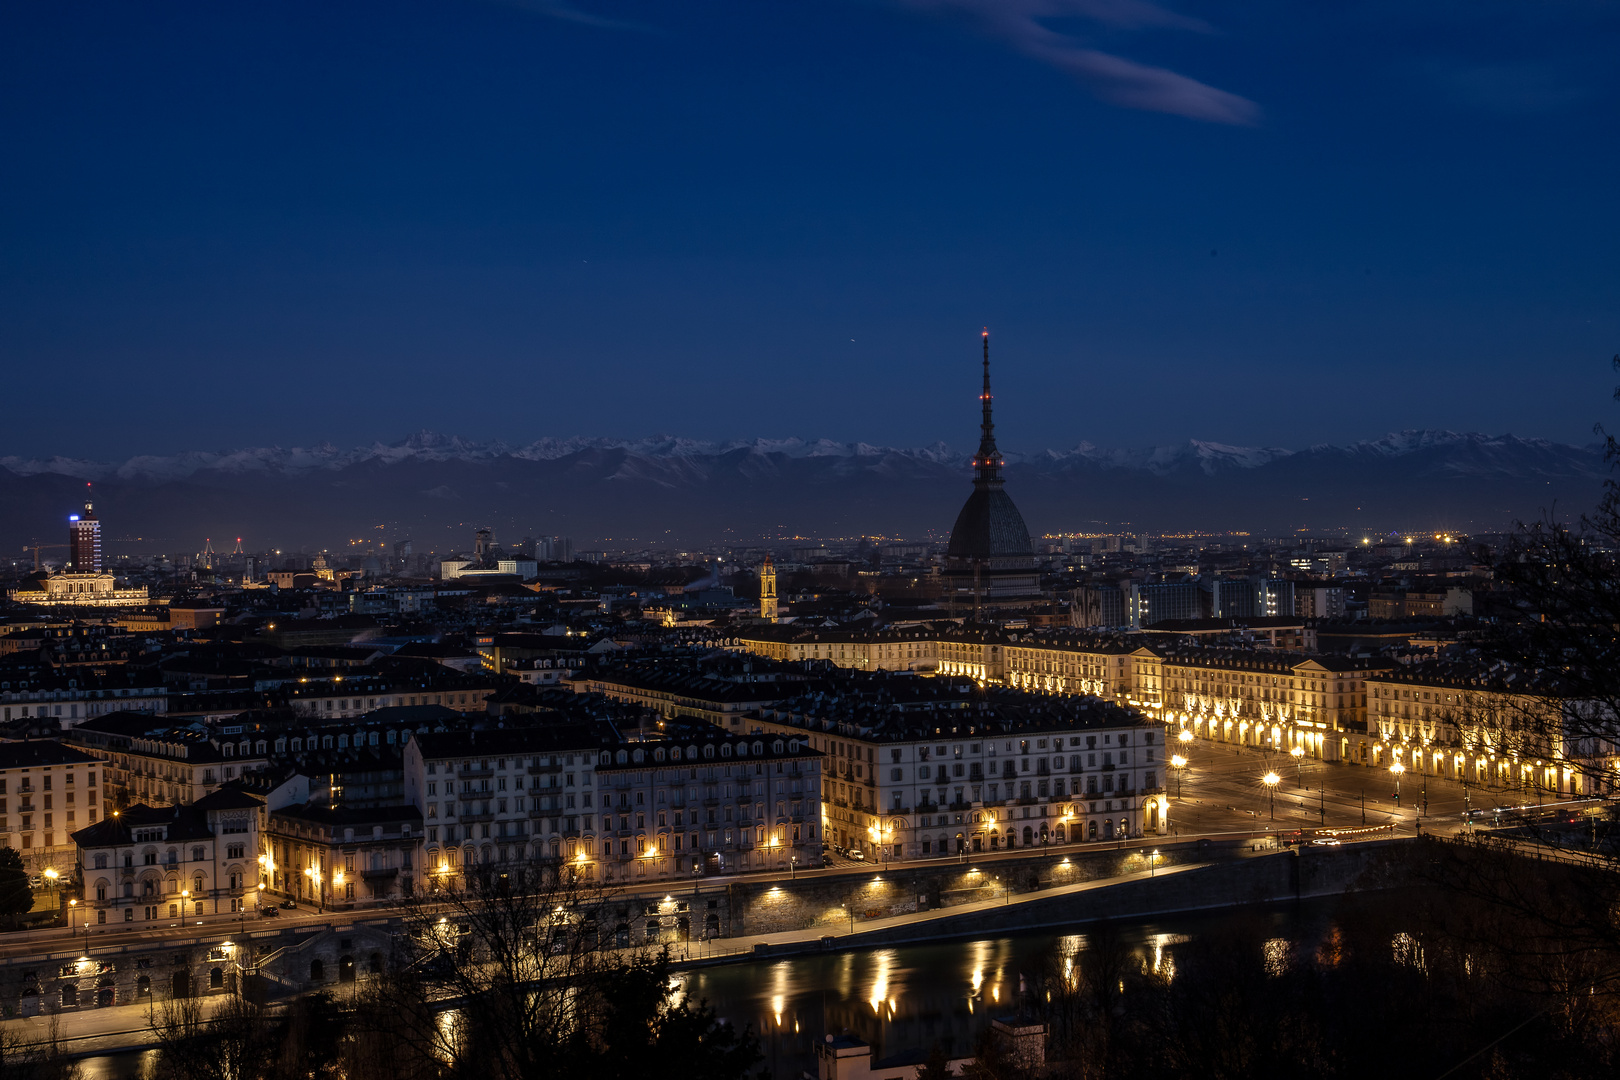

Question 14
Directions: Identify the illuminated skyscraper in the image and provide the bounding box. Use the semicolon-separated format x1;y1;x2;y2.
68;484;102;572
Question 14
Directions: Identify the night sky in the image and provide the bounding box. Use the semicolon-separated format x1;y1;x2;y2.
3;0;1617;460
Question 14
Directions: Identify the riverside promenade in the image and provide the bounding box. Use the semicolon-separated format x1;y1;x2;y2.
2;837;1415;1059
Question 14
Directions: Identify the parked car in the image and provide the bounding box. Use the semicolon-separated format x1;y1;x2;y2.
279;899;297;910
847;849;865;862
26;875;42;888
260;906;280;918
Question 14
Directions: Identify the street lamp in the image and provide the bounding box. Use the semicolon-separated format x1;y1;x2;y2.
1390;762;1405;809
1262;772;1280;821
303;867;324;913
1290;745;1305;788
68;898;79;941
1170;754;1187;799
1178;728;1194;748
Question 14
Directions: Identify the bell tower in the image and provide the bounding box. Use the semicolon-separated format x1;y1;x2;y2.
759;554;779;623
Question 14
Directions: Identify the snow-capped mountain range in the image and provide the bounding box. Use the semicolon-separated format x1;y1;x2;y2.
0;430;1606;549
0;429;1591;483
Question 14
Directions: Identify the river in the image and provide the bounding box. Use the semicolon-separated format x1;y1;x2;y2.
76;899;1342;1080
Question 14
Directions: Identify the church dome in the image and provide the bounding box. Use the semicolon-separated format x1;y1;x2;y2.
947;486;1032;561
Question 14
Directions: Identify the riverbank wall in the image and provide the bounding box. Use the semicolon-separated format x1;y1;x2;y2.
0;838;1412;1031
810;837;1414;952
718;841;1204;938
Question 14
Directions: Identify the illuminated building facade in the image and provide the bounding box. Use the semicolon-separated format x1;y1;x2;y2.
0;741;103;873
71;787;265;926
1364;665;1614;797
742;680;1168;858
6;573;149;608
403;725;823;888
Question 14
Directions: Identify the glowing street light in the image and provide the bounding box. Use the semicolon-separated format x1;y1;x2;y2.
1170;754;1188;799
1262;772;1280;820
1178;728;1194;746
303;866;326;913
1390;761;1406;808
1290;745;1305;788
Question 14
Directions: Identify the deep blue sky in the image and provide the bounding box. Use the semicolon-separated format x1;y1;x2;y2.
2;0;1617;460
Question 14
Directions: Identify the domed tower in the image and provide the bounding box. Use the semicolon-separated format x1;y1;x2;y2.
943;331;1039;615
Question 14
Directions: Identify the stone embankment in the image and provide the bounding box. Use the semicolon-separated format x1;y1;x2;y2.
0;838;1417;1055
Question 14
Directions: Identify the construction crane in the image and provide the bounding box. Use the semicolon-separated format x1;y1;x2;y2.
26;543;68;571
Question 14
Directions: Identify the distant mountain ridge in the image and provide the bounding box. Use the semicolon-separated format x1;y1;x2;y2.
0;429;1589;482
0;430;1605;550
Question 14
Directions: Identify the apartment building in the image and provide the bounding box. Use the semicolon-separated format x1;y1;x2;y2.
0;741;103;872
266;803;423;907
740;675;1167;859
1364;664;1607;797
63;712;270;810
72;787;266;927
402;722;823;886
1159;648;1392;764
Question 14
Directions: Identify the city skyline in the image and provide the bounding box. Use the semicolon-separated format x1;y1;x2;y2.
6;6;1620;1078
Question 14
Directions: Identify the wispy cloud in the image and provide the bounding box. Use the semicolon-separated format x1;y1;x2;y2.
492;0;652;33
900;0;1258;125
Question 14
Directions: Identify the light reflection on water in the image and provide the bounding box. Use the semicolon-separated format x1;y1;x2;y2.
80;904;1333;1080
78;1049;157;1080
682;906;1319;1079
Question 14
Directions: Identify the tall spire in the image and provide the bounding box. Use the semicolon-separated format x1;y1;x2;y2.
974;329;1001;483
